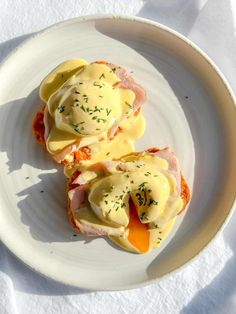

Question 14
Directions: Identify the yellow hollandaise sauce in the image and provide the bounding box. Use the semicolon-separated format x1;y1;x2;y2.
71;152;183;254
39;59;145;163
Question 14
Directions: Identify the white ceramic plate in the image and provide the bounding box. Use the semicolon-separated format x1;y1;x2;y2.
0;15;236;290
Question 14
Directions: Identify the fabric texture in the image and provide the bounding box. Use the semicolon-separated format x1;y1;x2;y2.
0;1;236;313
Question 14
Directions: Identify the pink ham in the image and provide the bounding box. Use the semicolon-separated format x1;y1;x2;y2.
74;222;107;236
105;63;146;112
68;185;86;213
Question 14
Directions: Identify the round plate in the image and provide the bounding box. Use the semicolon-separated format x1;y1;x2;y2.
0;15;235;290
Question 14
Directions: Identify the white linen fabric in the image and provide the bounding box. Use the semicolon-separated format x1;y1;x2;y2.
0;1;236;313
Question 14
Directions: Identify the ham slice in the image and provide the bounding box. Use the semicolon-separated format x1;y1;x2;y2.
104;63;146;112
68;185;86;212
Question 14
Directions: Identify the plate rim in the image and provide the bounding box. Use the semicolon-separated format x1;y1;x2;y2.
0;14;236;291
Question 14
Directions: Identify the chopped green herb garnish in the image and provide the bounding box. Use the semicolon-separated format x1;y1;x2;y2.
106;108;112;116
99;73;105;79
140;212;146;220
75;91;80;94
97;118;107;123
110;67;116;73
80;105;86;112
138;182;148;190
93;82;103;88
136;192;143;206
74;128;82;134
108;209;111;214
125;101;132;108
106;152;110;156
148;199;158;206
57;105;65;113
99;95;103;98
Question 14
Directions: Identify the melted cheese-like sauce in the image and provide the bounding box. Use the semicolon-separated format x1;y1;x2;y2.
63;114;145;177
72;153;183;253
40;59;143;162
40;59;88;103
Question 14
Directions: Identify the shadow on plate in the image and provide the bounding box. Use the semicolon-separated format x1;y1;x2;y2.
0;83;127;254
138;1;236;311
138;0;209;36
0;33;92;294
0;93;57;173
94;18;225;275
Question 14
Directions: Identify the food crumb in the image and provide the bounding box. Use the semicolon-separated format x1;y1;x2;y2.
40;190;44;193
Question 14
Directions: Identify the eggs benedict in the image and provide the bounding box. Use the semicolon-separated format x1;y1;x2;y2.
32;59;146;166
67;148;190;254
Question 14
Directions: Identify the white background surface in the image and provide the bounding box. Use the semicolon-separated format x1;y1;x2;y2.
0;1;236;313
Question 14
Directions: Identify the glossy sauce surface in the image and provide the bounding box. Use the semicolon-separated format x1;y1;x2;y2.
39;59;145;162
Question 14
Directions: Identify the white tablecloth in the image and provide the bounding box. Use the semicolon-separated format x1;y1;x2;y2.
1;1;236;313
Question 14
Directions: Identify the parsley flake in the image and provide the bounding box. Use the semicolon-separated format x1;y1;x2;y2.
99;73;105;79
